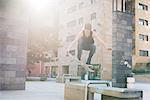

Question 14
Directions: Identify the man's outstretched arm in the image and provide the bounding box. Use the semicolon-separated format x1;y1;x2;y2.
92;30;112;50
67;31;82;52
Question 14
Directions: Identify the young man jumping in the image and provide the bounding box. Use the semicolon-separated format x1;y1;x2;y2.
68;23;110;65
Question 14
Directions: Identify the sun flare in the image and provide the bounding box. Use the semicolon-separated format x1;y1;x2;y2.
30;0;50;10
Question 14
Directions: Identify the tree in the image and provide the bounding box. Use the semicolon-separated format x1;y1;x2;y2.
27;26;59;65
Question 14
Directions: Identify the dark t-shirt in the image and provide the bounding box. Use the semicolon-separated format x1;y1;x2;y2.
78;31;94;46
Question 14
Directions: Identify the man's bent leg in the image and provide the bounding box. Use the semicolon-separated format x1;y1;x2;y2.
86;44;96;64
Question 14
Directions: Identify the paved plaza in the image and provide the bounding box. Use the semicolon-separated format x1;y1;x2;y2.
133;83;150;100
0;81;64;100
0;81;150;100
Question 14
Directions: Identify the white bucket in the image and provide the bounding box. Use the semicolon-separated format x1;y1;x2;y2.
127;77;135;89
84;74;88;80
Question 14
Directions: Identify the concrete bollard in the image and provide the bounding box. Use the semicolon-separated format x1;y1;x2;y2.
127;77;135;89
84;73;88;80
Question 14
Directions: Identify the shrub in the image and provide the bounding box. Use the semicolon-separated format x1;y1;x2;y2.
132;69;146;74
146;62;150;71
40;74;47;81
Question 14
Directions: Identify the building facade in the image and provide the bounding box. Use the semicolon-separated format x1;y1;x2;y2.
132;0;150;69
49;0;150;80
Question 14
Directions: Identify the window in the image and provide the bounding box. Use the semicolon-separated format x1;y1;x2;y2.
69;50;75;56
78;17;83;25
67;20;76;27
91;0;96;4
125;0;133;13
139;19;148;26
139;34;148;41
67;6;77;14
138;3;148;11
91;12;96;20
66;35;75;42
139;50;149;56
113;0;133;14
79;2;84;9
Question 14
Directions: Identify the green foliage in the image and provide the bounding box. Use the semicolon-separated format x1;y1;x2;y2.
133;62;150;74
132;69;146;74
146;62;150;71
133;69;150;75
40;74;47;81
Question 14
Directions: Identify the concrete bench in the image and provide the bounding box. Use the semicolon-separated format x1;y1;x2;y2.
64;81;111;100
64;81;143;100
64;76;81;83
56;74;81;83
62;74;72;83
88;86;143;100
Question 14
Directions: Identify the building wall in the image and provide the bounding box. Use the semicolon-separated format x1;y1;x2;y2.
0;0;28;90
133;0;150;68
27;62;45;77
58;0;150;80
58;0;112;80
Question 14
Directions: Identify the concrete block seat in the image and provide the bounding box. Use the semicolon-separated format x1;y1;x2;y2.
88;86;143;100
56;74;81;83
64;81;143;100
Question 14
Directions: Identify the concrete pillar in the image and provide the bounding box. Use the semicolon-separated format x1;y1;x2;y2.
0;0;28;90
112;11;133;88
